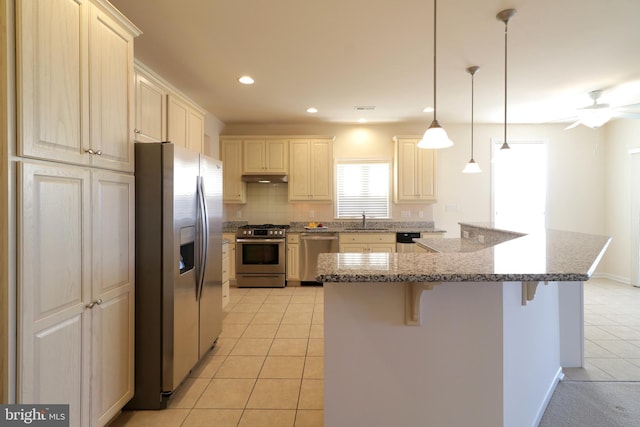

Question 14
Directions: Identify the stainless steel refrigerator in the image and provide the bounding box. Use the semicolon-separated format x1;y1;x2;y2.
126;142;223;409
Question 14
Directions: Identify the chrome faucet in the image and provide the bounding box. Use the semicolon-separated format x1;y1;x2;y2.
362;212;366;229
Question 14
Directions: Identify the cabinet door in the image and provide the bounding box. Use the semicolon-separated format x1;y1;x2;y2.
187;109;204;153
135;71;166;142
243;140;266;173
395;138;437;202
286;243;300;280
18;161;92;427
368;243;396;253
17;0;90;166
221;140;247;203
265;140;288;173
417;147;437;201
289;139;332;201
289;140;310;200
89;4;135;172
309;140;332;200
395;139;419;201
339;243;368;253
90;170;134;425
167;94;189;148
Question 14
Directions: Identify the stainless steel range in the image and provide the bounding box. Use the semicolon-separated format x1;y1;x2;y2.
236;224;288;287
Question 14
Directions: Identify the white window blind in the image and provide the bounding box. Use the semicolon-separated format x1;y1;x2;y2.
336;161;390;218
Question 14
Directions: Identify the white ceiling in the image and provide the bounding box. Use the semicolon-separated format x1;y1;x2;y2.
110;0;640;126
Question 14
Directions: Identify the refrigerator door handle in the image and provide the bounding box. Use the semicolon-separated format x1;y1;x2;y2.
196;176;209;301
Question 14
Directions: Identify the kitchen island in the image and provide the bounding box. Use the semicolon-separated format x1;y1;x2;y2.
316;224;611;427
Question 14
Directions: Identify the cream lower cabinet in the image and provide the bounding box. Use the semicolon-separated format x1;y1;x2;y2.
222;241;230;308
17;0;139;173
339;233;396;253
223;233;237;285
393;136;437;202
18;161;134;427
289;139;333;201
286;233;300;282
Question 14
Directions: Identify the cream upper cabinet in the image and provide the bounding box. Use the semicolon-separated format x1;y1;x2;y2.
289;139;333;201
134;69;167;142
18;162;134;427
339;233;396;253
167;94;205;153
17;0;139;172
393;136;437;202
243;139;288;174
221;139;247;203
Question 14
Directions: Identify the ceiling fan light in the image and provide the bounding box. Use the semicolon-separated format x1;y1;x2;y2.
418;120;453;149
579;108;613;128
462;158;482;173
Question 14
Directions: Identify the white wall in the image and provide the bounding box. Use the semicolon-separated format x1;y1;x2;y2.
602;120;640;283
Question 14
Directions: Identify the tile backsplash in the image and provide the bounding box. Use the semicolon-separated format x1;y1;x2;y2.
223;182;434;224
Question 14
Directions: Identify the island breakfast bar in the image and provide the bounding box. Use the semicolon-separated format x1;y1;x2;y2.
316;223;611;427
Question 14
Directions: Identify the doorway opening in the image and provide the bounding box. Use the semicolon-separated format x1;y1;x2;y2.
492;140;547;232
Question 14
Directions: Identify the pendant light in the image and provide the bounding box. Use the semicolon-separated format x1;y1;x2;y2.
497;8;516;150
417;0;453;149
463;66;481;173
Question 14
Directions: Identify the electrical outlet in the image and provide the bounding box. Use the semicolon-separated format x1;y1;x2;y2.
236;211;242;218
401;211;410;218
462;231;469;239
478;235;485;243
309;210;315;218
419;211;424;218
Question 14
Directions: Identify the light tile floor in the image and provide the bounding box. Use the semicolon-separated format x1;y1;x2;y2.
110;277;640;426
110;285;324;427
564;277;640;381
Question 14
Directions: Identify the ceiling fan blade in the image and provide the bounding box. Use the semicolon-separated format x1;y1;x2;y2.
564;120;582;130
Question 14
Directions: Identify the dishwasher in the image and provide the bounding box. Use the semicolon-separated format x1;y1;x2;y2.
300;233;339;284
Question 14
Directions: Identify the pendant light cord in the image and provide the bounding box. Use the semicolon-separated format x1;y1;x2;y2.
503;19;508;149
471;71;475;158
432;0;437;122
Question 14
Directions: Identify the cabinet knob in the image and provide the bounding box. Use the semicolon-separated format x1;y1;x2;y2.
86;299;103;309
134;128;141;134
85;149;103;156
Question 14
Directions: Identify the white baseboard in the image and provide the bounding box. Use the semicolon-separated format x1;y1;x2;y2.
532;367;564;427
591;272;631;285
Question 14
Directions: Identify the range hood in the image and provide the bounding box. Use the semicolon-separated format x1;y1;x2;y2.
241;174;288;183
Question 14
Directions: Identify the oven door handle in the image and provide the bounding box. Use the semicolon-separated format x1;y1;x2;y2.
236;238;285;243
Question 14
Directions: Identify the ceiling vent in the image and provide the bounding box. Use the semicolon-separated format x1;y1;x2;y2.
354;106;376;111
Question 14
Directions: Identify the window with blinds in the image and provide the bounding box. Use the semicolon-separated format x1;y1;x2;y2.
335;161;390;218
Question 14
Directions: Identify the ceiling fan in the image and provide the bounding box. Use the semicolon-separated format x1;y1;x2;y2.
564;90;640;130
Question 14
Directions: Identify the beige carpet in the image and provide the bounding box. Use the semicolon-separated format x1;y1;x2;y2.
539;381;640;427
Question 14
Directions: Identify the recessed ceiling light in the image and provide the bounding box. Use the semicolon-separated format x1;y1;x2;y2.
423;107;434;113
238;76;254;85
306;107;318;113
358;118;368;123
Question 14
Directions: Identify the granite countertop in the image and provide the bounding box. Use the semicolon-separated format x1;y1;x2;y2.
316;228;611;283
287;221;445;234
415;237;489;253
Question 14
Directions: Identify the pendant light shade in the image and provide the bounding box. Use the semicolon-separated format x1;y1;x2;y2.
418;0;453;149
463;66;481;173
497;9;516;150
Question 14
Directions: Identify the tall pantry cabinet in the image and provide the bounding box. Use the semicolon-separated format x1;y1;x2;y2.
15;0;139;425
